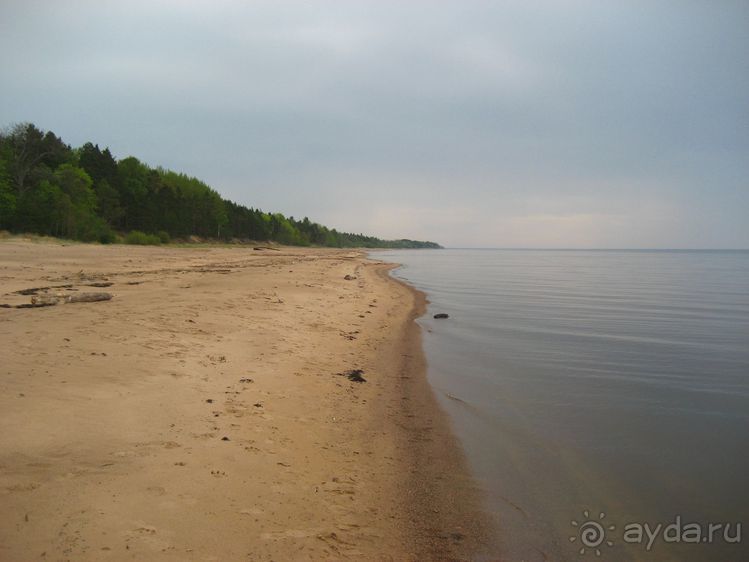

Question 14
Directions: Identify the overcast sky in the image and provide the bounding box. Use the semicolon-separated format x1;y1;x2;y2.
1;1;747;248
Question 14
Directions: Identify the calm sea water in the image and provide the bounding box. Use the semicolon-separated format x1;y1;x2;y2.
370;249;749;562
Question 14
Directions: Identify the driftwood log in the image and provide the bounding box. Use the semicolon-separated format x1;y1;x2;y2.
14;284;73;295
30;292;113;306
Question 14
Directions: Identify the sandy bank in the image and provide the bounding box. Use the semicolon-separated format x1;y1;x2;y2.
0;240;493;561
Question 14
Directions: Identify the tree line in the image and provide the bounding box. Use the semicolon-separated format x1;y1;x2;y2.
0;123;441;248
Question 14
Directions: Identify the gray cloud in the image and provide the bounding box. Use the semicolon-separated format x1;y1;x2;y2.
1;0;747;247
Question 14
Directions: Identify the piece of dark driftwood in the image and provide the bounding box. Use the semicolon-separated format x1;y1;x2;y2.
15;284;73;295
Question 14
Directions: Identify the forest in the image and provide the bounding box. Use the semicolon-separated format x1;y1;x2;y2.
0;123;440;248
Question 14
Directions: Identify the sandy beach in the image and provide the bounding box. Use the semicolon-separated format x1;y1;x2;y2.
0;240;492;561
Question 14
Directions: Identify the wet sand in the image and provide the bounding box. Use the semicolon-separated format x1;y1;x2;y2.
0;240;494;561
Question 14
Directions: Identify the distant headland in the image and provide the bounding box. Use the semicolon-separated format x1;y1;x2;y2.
0;123;441;249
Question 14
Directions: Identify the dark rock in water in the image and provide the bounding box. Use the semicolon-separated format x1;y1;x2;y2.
344;274;357;280
341;369;366;383
221;436;230;441
433;313;449;319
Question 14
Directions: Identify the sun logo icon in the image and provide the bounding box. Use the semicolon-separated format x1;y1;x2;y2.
570;510;616;556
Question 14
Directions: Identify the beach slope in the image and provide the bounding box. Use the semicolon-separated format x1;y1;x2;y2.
0;240;491;561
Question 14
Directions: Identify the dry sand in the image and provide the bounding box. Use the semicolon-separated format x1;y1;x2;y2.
0;240;495;561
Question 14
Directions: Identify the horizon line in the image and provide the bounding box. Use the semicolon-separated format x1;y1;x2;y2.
427;247;749;252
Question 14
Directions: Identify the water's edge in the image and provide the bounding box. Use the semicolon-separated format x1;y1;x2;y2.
372;249;749;562
371;259;501;560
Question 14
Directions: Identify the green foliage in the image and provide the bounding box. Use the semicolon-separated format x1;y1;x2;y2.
97;226;117;244
14;179;65;235
124;230;161;245
0;156;15;229
0;122;442;248
94;178;123;226
2;123;71;195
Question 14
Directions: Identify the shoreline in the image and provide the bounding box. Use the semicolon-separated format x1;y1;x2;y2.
0;240;494;560
369;261;498;560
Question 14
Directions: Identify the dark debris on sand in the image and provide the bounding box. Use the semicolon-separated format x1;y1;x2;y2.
339;369;366;383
